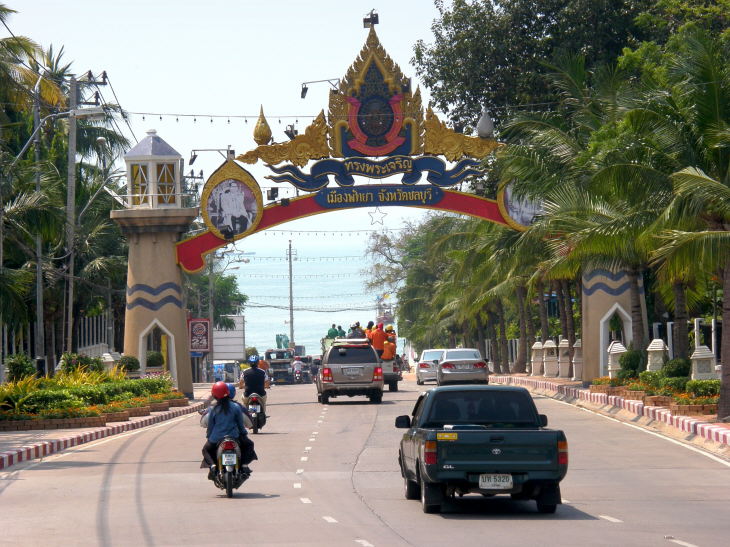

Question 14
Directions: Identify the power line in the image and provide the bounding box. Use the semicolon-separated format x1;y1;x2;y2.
104;74;139;144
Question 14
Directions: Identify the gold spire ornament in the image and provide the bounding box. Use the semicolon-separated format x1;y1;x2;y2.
253;106;272;146
424;107;501;161
237;111;330;167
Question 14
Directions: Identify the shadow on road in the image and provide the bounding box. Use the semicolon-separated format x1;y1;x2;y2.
437;497;597;520
219;492;280;500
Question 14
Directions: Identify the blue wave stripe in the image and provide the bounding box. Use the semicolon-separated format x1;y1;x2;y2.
127;295;183;310
127;282;182;297
582;269;628;283
583;281;644;296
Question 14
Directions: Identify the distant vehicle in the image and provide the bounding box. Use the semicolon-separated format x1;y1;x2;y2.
416;349;445;385
213;360;239;383
316;338;383;404
437;348;489;385
396;385;568;514
265;348;294;384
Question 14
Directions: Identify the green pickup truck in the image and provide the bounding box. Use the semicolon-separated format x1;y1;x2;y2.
396;385;568;514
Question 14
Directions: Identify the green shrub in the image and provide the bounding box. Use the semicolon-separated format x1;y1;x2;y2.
60;352;104;373
5;354;37;381
68;385;110;405
660;376;688;393
639;370;663;389
619;349;645;376
626;382;646;392
118;355;140;371
685;379;721;398
616;369;638;381
21;390;84;413
146;351;164;368
661;358;691;378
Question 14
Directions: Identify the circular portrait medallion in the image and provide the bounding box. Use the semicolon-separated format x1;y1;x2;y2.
201;161;263;240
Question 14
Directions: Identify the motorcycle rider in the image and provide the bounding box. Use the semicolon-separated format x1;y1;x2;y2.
292;355;304;382
241;354;268;416
202;381;257;479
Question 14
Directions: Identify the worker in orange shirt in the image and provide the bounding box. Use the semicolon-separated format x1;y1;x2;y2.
364;320;375;342
385;324;397;342
381;337;396;361
370;322;388;358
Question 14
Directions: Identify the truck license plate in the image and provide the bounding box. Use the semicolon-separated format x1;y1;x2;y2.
222;453;237;466
343;367;361;377
479;474;513;489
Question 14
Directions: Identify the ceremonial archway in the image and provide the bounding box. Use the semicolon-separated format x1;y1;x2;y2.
176;27;519;273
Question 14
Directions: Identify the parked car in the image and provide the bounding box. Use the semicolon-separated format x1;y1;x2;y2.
416;349;445;385
437;348;489;385
316;338;384;404
396;385;568;514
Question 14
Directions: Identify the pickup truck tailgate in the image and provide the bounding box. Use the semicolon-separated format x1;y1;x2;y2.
438;429;561;471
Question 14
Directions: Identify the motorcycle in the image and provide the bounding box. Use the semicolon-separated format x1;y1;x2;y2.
247;393;266;434
212;436;251;498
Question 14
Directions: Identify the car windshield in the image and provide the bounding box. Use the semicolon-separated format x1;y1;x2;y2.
422;350;443;361
422;390;538;428
327;346;377;365
444;350;481;360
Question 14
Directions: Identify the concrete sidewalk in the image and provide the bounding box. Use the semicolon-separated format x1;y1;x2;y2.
0;384;212;471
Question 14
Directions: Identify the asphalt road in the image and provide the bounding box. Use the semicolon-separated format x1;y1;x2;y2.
1;378;728;547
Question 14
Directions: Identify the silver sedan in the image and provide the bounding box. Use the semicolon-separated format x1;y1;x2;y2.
416;349;444;385
437;348;489;385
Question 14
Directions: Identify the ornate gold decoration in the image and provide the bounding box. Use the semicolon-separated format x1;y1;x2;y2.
253;105;272;146
328;27;423;156
237;111;330;167
424;107;501;161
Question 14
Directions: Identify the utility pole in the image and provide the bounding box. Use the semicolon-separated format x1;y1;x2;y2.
65;76;77;353
288;240;295;348
208;255;215;376
33;79;46;374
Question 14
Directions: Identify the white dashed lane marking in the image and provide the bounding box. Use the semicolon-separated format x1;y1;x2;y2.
293;483;302;489
309;438;315;442
301;456;309;462
355;540;374;547
667;538;698;547
305;446;312;451
300;497;312;504
296;469;304;474
322;516;338;523
599;515;623;523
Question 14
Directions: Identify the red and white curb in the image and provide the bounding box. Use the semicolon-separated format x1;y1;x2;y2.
0;402;204;471
491;376;730;446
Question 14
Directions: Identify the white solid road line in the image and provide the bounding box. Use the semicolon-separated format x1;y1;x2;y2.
300;497;312;504
667;538;698;547
322;516;338;523
599;515;623;523
355;540;374;547
550;398;730;468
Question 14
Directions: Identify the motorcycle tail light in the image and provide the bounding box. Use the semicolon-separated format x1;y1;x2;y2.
322;368;333;382
250;397;258;403
373;367;383;381
221;440;236;450
441;362;454;369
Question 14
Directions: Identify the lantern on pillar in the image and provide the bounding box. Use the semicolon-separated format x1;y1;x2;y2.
572;339;582;381
690;345;719;380
530;341;543;377
558;339;571;378
125;129;183;208
607;341;627;379
542;340;557;377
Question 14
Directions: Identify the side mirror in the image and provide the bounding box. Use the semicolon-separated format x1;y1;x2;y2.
538;414;548;427
395;415;411;428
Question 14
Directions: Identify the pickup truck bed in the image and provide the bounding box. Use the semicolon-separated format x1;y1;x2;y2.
396;385;568;514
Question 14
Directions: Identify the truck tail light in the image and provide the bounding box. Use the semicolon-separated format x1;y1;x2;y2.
424;440;437;465
373;367;383;381
473;361;487;368
558;440;568;465
322;368;333;383
441;362;454;369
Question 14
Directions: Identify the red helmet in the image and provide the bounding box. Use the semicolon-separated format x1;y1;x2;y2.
211;381;230;399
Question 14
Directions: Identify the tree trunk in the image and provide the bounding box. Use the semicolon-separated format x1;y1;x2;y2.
718;260;730;421
496;299;510;373
672;281;689;359
536;279;549;343
525;289;536;365
627;269;647;350
561;280;576;362
513;285;528;373
487;314;501;374
555;281;568;343
476;320;486;360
